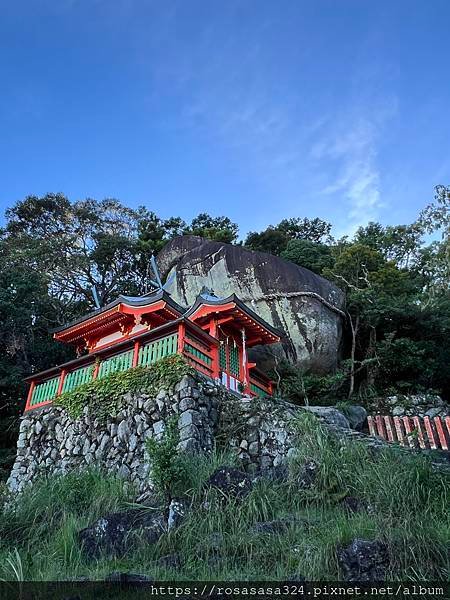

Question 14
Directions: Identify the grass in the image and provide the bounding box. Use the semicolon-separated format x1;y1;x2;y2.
0;415;448;581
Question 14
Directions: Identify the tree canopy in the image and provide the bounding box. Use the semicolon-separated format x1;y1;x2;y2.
0;188;448;476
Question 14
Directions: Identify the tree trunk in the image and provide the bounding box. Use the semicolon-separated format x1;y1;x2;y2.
348;313;359;399
366;325;377;389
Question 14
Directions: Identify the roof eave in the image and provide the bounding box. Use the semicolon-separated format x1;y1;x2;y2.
185;293;283;339
52;290;185;336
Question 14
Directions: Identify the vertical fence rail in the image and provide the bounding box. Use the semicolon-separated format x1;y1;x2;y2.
62;364;95;393
138;333;178;367
97;349;134;378
368;415;450;451
28;376;60;408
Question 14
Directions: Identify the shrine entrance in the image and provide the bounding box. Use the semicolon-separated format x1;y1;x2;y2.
219;335;242;392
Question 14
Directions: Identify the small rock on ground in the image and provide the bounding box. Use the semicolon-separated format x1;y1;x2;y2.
204;466;252;499
104;572;153;583
78;509;166;559
337;539;389;581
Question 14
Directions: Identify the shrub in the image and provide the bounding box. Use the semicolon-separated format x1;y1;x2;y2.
275;360;348;405
145;416;186;501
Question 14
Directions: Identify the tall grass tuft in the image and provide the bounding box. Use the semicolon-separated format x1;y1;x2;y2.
0;468;135;580
288;412;450;579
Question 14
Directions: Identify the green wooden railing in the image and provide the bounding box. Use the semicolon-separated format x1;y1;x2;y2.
26;328;272;410
184;342;212;366
219;344;227;369
138;333;178;366
98;349;134;378
250;381;268;398
218;341;239;376
30;376;60;407
62;364;94;393
229;345;240;377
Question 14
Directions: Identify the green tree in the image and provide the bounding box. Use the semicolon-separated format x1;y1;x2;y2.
245;216;333;258
245;227;289;255
4;194;187;308
185;213;239;243
0;245;74;477
280;239;334;274
324;244;384;397
277;217;332;243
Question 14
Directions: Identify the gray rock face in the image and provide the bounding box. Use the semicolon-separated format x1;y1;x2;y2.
78;509;166;559
157;235;345;372
343;405;368;431
337;539;389;581
373;394;450;419
205;466;253;500
167;498;188;530
302;406;350;429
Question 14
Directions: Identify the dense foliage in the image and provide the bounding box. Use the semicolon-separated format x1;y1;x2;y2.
145;416;183;501
0;187;448;475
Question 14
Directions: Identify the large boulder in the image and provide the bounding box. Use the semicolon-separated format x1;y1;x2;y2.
157;236;345;372
342;405;367;431
301;406;350;429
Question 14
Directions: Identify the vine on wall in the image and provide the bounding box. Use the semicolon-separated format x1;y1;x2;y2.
54;355;194;421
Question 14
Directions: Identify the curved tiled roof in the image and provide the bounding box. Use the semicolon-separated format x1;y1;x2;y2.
185;292;283;339
52;289;186;334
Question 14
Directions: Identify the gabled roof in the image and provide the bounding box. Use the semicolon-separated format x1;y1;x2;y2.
52;290;185;343
185;293;282;344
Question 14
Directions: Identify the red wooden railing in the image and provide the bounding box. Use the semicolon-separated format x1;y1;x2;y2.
368;415;450;451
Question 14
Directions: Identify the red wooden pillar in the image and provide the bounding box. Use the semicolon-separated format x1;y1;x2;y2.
208;318;220;379
93;361;100;379
57;369;67;396
177;322;185;355
24;380;36;412
268;380;274;396
132;340;140;367
238;344;250;395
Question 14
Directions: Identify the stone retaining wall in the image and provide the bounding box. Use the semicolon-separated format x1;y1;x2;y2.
8;374;220;493
369;394;450;419
11;373;427;496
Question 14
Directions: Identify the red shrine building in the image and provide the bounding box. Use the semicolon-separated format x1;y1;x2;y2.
24;290;281;412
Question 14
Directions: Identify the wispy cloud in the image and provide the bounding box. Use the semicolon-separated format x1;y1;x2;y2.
310;99;398;237
130;3;400;232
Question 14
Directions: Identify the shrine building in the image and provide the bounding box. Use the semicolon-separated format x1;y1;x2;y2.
24;289;281;412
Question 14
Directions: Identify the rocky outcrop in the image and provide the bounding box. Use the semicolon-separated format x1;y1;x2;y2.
157;235;345;372
369;394;450;419
78;509;167;559
337;539;390;581
204;466;253;500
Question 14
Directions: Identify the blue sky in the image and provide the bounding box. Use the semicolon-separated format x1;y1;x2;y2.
1;1;449;238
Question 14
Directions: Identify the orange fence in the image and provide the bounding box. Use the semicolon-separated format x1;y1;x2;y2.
368;415;450;451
